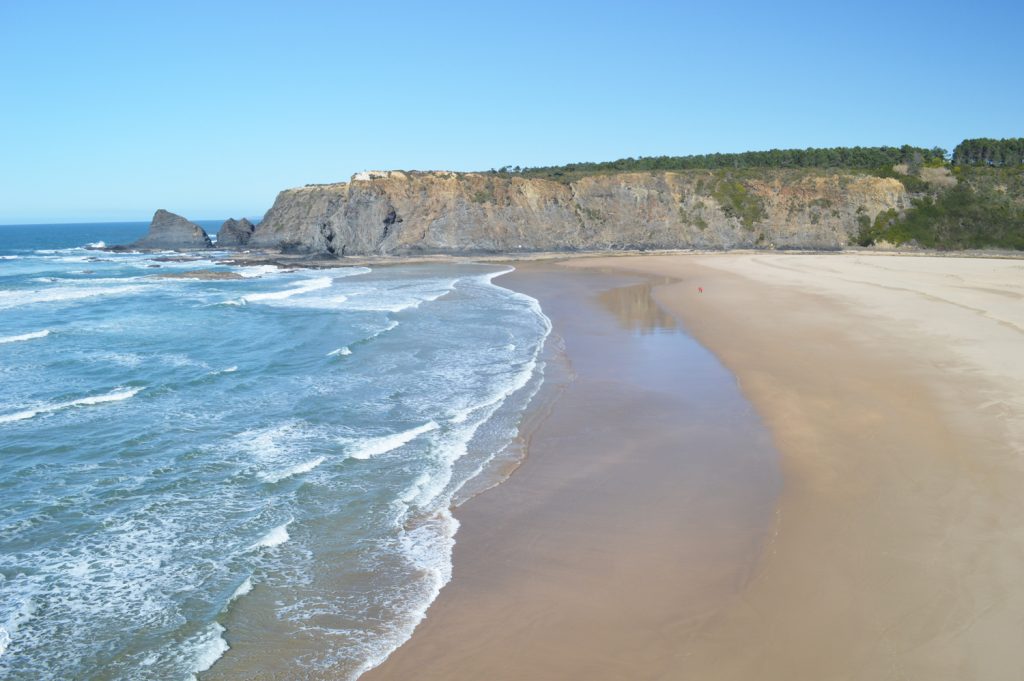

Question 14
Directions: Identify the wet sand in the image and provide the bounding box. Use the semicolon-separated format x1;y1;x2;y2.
364;264;781;680
367;253;1024;680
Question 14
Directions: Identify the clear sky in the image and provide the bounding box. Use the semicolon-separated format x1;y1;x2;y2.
1;0;1021;223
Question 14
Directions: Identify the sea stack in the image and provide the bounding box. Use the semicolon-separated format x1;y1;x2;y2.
130;209;212;250
217;217;256;247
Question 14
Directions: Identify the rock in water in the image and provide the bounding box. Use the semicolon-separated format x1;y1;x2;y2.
217;217;256;247
131;209;212;250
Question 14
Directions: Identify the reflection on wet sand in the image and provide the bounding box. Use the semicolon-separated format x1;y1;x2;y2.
597;279;677;333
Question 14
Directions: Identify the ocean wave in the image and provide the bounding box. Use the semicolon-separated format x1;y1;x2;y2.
238;276;333;304
354;510;459;679
0;284;146;310
340;287;453;313
236;265;286;278
376;320;400;335
88;351;145;368
85;241;105;249
0;329;51;345
0;255;21;260
260;456;326;483
229;577;254;602
281;275;453;313
188;622;229;677
0;386;144;424
249;520;292;550
327;346;351;357
211;365;238;375
347;421;439;460
0;598;34;660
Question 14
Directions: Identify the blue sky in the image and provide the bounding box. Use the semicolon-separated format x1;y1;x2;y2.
1;0;1021;223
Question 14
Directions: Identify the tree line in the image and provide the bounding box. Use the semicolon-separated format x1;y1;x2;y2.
493;145;948;181
952;138;1024;166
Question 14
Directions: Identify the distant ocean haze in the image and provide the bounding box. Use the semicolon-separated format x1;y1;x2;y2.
0;222;551;680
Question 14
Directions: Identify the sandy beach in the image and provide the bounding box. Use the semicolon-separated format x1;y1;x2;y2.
366;252;1024;680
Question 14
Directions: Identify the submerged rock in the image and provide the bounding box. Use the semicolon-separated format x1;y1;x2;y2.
217;218;256;247
130;210;212;250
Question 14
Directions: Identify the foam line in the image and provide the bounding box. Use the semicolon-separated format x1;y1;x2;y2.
0;387;144;424
249;520;292;550
0;329;51;344
348;421;439;460
260;457;326;483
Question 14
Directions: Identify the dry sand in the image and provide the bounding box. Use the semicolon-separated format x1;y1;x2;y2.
366;253;1024;680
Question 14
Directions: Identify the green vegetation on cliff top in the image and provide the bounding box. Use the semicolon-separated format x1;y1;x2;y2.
501;144;948;182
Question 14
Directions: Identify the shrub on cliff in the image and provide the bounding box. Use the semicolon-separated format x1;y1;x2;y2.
857;178;1024;250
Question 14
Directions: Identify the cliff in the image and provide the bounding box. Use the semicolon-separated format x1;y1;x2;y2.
131;209;212;250
248;170;909;255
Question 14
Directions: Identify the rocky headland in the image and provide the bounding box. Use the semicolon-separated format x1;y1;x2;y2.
247;170;909;255
113;140;1023;255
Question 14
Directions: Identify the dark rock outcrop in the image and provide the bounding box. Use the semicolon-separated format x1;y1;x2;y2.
217;218;256;247
131;210;212;250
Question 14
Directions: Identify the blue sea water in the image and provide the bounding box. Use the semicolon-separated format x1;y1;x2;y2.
0;223;551;679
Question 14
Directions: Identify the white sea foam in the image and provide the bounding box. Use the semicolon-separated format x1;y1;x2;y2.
347;421;439;460
399;472;433;505
340;287;453;313
360;320;399;342
212;365;238;375
0;255;20;260
0;329;51;344
0;284;146;310
0;598;34;660
237;265;284;278
188;622;229;676
90;351;145;368
232;421;312;463
0;387;144;424
0;263;555;680
229;577;253;602
250;520;291;550
260;456;325;483
239;276;332;303
448;352;542;425
327;346;351;357
159;353;209;370
86;241;106;248
354;510;459;679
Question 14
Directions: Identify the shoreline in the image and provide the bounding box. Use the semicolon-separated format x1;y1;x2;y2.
363;261;782;680
365;252;1024;679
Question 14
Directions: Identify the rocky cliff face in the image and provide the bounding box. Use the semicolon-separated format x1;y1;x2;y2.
217;217;256;247
131;209;212;250
249;170;909;255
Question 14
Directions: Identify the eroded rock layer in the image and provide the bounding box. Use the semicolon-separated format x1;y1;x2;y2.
248;170;909;255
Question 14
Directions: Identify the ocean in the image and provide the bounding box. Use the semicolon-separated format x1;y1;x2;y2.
0;223;551;679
